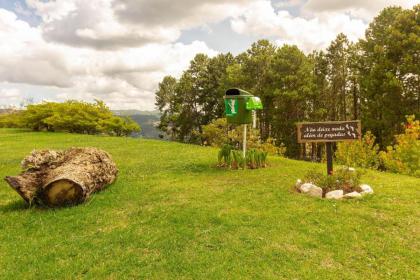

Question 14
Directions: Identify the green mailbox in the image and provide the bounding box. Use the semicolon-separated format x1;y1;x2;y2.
224;88;263;124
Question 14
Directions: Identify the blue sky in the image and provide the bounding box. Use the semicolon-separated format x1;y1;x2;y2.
0;0;417;110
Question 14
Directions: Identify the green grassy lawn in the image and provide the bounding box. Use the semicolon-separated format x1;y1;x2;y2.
0;129;419;279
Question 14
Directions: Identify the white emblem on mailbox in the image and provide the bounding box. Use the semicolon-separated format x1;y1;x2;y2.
230;99;236;114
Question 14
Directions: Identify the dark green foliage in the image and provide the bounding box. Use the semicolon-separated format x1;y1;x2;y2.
303;167;362;194
0;100;140;136
359;6;420;147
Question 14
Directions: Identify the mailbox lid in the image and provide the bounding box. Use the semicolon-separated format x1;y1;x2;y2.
225;88;252;96
246;96;263;110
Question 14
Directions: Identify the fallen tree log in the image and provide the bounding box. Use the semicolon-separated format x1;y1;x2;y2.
4;147;118;207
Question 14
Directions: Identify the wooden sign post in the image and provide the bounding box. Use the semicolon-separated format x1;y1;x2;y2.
296;121;361;175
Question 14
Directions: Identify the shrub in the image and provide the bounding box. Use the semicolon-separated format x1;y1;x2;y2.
0;111;25;128
303;167;362;194
335;131;380;169
202;118;286;156
379;115;420;177
0;100;141;136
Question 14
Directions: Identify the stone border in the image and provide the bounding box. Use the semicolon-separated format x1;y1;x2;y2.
296;180;374;199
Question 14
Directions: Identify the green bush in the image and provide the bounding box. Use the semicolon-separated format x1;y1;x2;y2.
202;118;285;156
0;100;140;136
303;167;362;194
379;115;420;177
0;111;25;128
335;131;380;169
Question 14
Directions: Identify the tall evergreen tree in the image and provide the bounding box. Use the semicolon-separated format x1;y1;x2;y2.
359;5;419;147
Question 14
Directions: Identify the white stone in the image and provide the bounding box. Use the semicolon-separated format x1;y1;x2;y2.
299;183;312;193
348;167;356;172
299;183;323;198
326;190;344;199
344;191;362;199
296;179;302;187
360;184;373;195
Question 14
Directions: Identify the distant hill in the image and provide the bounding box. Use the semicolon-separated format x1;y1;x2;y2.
113;110;162;139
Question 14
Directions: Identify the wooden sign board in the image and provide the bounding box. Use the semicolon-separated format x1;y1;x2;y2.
296;121;361;143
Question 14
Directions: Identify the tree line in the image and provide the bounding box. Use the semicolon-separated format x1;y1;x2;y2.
155;5;419;158
0;100;140;136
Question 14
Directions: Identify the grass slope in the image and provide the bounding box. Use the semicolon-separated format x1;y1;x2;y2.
0;129;419;280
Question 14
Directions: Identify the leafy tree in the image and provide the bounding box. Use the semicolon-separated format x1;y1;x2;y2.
269;44;313;157
359;5;420;148
1;100;140;136
325;33;351;121
155;76;178;139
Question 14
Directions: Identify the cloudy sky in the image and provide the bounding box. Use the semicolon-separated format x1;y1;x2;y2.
0;0;417;110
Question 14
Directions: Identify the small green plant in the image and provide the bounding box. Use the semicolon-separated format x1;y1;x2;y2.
231;150;245;169
218;144;232;167
245;149;268;169
217;146;268;169
303;167;361;194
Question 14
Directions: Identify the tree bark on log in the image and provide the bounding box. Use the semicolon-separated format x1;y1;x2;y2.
4;147;118;207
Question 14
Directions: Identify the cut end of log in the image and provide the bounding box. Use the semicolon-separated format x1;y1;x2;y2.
42;179;83;206
5;147;118;207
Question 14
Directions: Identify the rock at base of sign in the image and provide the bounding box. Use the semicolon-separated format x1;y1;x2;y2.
344;191;362;199
326;190;344;200
296;179;373;200
299;183;323;198
360;184;374;195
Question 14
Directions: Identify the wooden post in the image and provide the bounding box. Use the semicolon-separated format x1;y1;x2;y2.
326;142;333;175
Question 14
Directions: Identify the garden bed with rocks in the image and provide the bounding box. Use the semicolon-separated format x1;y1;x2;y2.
295;167;374;199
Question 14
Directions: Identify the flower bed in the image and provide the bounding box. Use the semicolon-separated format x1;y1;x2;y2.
295;167;373;199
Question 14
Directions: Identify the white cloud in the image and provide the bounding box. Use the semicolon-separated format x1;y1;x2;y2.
303;0;418;20
231;0;367;52
26;0;77;22
274;0;304;9
1;88;21;98
0;88;22;107
113;0;254;28
0;8;217;110
1;0;415;110
26;0;256;50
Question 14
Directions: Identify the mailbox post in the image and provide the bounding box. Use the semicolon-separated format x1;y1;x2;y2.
224;88;263;156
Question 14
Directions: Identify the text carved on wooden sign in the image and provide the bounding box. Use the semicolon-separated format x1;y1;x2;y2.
296;121;361;143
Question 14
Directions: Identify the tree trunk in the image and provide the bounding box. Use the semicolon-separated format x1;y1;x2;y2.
4;147;118;207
